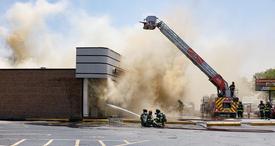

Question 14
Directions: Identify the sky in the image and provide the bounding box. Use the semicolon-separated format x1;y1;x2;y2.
1;0;274;28
0;0;275;77
0;0;275;109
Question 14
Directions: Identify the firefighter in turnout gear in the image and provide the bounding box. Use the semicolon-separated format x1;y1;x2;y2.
237;101;244;118
229;82;235;97
146;111;154;127
140;109;148;127
177;100;184;116
258;101;265;119
154;109;167;128
265;102;272;120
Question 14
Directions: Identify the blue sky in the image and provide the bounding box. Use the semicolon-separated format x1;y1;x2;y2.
1;0;275;29
1;0;275;37
0;0;173;27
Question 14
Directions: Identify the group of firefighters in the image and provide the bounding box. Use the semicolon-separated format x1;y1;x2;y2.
258;100;273;119
140;109;167;128
230;82;274;119
236;100;273;119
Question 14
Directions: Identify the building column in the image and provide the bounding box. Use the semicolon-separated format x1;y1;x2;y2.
83;78;89;117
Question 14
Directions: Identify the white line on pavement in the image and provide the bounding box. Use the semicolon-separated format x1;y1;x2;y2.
75;139;80;146
115;140;150;146
10;139;26;146
123;140;130;144
43;139;53;146
1;133;51;136
0;138;144;141
0;121;12;124
98;140;106;146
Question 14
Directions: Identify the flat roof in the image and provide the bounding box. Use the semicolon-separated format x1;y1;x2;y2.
0;68;76;70
76;47;121;56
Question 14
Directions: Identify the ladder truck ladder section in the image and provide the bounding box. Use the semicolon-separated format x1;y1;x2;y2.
141;16;230;97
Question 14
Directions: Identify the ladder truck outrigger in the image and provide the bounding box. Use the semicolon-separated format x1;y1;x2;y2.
141;16;239;118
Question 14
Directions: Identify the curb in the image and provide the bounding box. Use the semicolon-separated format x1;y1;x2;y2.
25;118;69;122
248;122;275;126
206;122;241;126
122;119;195;125
82;119;109;122
167;121;195;125
82;119;109;124
122;119;140;123
18;119;275;126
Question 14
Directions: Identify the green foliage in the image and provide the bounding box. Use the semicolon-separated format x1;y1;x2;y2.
255;68;275;79
254;68;275;101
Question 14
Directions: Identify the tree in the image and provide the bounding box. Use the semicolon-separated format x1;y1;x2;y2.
254;68;275;79
254;68;275;102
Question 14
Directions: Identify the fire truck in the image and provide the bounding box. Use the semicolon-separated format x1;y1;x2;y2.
141;16;239;118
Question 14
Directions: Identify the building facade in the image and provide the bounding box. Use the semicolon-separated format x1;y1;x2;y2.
0;47;121;120
76;47;122;118
0;69;82;120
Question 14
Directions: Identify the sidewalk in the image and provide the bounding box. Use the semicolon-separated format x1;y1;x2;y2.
6;118;275;126
121;118;275;126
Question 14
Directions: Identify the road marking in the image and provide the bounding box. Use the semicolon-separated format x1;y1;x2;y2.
0;121;12;124
10;139;26;146
98;140;106;146
123;140;130;144
43;139;53;146
115;140;150;146
75;139;80;146
0;133;51;136
0;138;136;141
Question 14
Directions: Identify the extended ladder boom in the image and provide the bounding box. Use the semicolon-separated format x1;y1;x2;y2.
141;16;230;97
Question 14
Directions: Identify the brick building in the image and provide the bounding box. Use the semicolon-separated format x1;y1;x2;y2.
0;69;83;120
0;47;121;120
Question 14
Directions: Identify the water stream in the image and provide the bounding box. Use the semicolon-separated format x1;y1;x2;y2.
106;103;140;117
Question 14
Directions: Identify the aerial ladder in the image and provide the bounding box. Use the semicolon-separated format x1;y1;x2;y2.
141;16;239;118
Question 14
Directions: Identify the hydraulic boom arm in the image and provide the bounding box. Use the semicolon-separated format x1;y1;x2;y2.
141;16;230;97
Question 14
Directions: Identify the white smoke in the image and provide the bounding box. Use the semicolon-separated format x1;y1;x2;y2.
0;0;126;68
0;0;274;112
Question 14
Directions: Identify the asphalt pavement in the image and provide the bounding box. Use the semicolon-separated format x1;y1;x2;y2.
0;120;275;146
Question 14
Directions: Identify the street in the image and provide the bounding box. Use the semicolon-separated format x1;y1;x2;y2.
0;121;275;146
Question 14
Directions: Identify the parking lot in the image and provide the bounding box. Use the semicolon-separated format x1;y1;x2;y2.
1;120;275;146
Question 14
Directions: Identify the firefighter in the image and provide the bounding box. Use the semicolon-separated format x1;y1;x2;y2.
229;82;235;97
140;109;148;127
237;101;244;118
154;109;167;127
264;102;272;120
146;111;154;127
258;101;265;119
177;99;184;116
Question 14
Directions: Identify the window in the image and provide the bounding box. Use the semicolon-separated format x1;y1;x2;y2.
223;102;231;108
